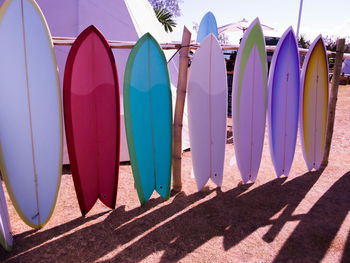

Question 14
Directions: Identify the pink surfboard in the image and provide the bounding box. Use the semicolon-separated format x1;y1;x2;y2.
63;25;120;216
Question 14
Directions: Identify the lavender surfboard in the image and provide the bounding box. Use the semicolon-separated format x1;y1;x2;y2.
267;27;300;177
232;18;267;183
188;34;227;190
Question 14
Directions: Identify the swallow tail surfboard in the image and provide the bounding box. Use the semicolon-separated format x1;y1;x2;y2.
124;33;172;205
188;33;227;190
64;25;120;216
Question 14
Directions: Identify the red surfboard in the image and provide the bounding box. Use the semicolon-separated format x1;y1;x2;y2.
63;25;120;216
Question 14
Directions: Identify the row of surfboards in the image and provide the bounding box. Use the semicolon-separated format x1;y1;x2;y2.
0;1;329;252
193;12;328;190
0;0;173;251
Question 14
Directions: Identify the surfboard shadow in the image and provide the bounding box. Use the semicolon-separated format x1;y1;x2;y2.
0;196;164;261
342;232;350;263
0;189;216;262
98;170;322;262
273;171;350;262
4;169;349;262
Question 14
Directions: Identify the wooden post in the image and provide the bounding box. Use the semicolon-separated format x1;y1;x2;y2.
321;38;345;168
172;26;191;191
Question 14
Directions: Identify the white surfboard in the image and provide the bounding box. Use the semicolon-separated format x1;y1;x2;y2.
232;18;267;183
0;0;62;229
0;181;12;251
188;34;227;190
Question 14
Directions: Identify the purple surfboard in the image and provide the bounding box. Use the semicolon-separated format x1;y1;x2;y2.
267;27;300;177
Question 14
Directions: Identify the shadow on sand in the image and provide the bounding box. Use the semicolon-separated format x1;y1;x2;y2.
1;169;349;262
273;171;350;262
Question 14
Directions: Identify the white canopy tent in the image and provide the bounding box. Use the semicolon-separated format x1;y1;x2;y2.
34;0;189;163
218;18;275;34
218;18;277;44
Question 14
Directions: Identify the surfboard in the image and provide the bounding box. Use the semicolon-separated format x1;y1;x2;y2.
196;11;218;43
300;35;329;171
188;34;227;190
124;33;172;205
267;27;300;177
64;25;120;216
0;181;12;251
0;0;62;229
232;18;267;183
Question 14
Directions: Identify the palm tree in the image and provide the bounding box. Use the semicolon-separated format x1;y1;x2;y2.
154;7;176;33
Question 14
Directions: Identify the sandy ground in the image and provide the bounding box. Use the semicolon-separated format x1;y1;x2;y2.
1;86;350;262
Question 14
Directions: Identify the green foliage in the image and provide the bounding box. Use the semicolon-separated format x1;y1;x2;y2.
345;44;350;53
149;0;183;17
324;36;350;53
298;34;310;49
324;36;337;51
154;7;177;33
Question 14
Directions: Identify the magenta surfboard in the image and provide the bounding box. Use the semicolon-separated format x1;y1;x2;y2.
63;25;120;216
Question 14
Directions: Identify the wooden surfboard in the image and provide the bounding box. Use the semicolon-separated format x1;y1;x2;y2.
300;35;329;171
124;33;172;205
64;25;120;216
0;0;62;229
188;34;227;190
267;27;300;177
232;18;267;183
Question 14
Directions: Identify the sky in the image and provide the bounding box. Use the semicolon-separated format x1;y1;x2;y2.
170;0;350;43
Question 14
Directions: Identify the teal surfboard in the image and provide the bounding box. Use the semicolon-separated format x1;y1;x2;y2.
124;33;172;205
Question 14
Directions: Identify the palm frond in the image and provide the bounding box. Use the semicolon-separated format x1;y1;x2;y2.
154;7;176;33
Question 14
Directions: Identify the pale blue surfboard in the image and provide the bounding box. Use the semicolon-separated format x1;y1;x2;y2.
267;27;300;177
124;33;172;205
0;0;62;229
196;11;218;43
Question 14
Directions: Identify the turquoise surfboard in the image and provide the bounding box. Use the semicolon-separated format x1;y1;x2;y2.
124;33;172;205
196;11;218;43
0;0;62;229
